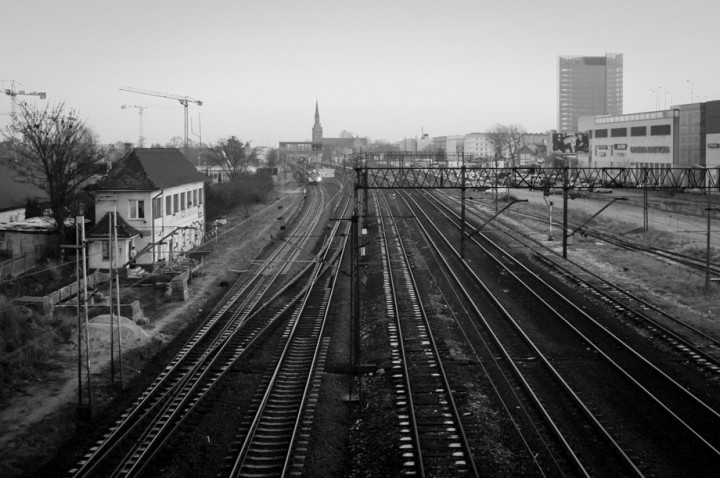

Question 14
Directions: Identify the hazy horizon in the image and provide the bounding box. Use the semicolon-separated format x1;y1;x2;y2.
3;0;718;148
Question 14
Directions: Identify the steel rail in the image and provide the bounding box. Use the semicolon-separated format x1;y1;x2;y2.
228;225;346;476
69;187;328;477
115;188;333;477
419;189;720;459
438;191;720;364
398;190;613;476
376;189;479;477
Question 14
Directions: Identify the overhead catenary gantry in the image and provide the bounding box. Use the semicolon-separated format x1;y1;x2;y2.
348;152;720;260
119;86;202;155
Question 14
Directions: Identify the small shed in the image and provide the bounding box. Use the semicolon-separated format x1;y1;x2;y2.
0;216;62;259
85;212;142;272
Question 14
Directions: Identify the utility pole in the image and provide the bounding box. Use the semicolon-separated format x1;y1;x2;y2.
109;209;123;385
62;217;93;420
113;208;123;386
562;167;569;259
460;154;467;258
705;174;718;294
352;167;361;401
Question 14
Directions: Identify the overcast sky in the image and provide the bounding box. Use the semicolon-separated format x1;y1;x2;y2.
2;0;718;148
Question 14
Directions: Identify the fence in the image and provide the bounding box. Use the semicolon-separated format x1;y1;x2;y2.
0;252;38;281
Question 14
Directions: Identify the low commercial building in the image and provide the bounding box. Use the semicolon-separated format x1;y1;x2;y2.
580;100;720;178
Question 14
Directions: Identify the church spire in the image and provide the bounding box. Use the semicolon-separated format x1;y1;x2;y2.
312;99;323;143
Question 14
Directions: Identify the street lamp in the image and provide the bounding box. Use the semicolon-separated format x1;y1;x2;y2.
658;86;668;109
650;88;659;110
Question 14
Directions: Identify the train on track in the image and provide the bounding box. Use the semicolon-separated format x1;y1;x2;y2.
307;169;322;185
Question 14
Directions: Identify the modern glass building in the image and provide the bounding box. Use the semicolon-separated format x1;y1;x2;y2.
558;53;623;133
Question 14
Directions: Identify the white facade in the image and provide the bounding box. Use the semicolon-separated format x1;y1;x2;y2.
464;133;494;160
585;110;677;169
446;135;465;156
89;182;205;271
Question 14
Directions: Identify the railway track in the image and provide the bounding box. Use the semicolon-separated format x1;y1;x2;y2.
469;191;720;276
403;188;720;476
374;190;478;477
390;190;640;476
435;191;720;375
67;185;337;477
225;200;350;477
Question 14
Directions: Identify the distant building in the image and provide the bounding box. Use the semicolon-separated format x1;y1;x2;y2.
464;133;494;161
398;132;432;153
558;53;623;133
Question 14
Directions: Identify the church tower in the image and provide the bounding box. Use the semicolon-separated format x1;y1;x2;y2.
311;100;323;162
312;100;323;143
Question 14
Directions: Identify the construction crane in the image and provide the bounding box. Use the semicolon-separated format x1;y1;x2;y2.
119;87;202;156
1;80;47;124
121;104;182;147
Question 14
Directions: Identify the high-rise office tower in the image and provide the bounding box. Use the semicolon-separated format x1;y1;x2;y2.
558;53;623;132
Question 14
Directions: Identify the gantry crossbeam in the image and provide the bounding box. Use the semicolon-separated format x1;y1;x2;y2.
355;167;720;190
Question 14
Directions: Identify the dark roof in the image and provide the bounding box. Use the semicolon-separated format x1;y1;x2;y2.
86;212;142;239
0;161;48;212
88;148;209;192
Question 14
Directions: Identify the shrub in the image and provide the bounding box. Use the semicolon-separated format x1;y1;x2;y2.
204;172;275;221
0;297;60;400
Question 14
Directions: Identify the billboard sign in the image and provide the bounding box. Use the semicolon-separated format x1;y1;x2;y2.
552;133;589;153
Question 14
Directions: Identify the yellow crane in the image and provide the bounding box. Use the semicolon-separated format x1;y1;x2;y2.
121;104;182;147
119;87;202;155
2;80;47;124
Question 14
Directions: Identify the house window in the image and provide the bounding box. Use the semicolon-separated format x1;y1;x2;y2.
193;189;198;206
180;192;186;211
173;194;179;214
166;196;172;216
153;197;162;219
129;199;145;219
102;241;109;260
199;188;204;205
187;190;193;207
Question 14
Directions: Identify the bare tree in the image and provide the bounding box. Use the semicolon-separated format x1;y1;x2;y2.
486;124;509;164
506;124;527;167
2;102;106;246
486;123;527;166
166;136;184;149
339;130;355;139
207;136;258;181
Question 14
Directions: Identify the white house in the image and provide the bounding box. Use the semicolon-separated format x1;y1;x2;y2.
86;148;210;271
